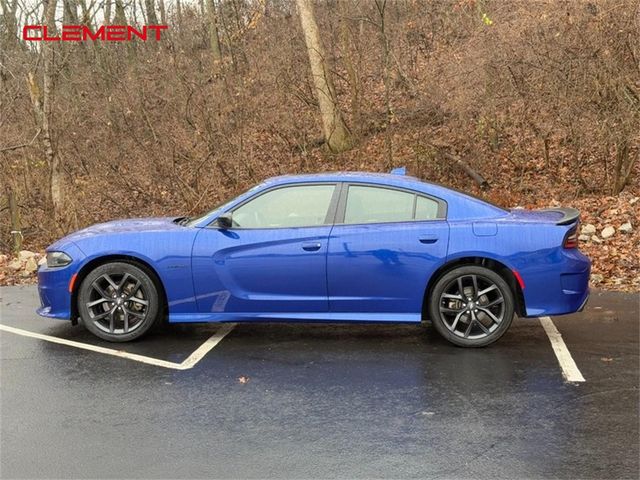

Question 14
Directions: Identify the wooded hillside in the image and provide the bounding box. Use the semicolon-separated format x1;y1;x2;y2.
1;0;638;289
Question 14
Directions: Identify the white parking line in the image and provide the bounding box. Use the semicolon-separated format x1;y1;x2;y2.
539;316;585;383
0;323;236;370
179;323;236;369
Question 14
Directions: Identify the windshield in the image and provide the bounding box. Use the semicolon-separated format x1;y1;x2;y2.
183;184;263;227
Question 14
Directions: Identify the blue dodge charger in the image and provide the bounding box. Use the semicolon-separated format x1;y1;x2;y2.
37;170;590;347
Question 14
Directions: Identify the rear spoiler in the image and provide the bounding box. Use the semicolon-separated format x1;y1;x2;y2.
541;207;580;226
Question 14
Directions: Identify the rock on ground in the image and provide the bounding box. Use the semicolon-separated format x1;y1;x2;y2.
618;222;633;234
8;260;23;271
18;250;36;262
24;257;38;273
601;226;616;239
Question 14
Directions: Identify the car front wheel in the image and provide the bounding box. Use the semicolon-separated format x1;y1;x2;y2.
77;262;160;342
428;265;515;347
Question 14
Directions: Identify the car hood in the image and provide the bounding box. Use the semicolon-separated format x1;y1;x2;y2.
48;217;184;251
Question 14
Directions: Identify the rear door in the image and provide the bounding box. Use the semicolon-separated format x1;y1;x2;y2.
192;183;339;314
327;184;449;315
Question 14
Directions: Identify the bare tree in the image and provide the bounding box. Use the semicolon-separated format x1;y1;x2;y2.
374;0;393;166
337;0;361;135
42;0;63;222
114;0;127;23
207;0;223;66
63;0;79;24
144;0;159;24
175;0;182;29
296;0;353;153
613;140;637;195
157;0;166;24
104;0;112;25
0;0;19;49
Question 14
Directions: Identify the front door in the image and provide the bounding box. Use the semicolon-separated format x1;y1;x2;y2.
191;183;338;314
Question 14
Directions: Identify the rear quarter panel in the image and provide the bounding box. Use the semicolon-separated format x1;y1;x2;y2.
448;220;588;316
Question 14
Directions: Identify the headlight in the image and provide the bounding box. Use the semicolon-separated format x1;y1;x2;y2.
46;251;72;268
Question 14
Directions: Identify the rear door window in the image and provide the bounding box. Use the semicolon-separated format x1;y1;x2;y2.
343;185;442;225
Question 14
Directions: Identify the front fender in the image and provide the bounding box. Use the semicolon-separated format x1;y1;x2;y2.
72;231;200;315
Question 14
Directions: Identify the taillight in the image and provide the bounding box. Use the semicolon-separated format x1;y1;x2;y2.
563;224;579;249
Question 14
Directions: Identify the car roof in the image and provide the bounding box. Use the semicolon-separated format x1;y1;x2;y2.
262;171;474;202
263;171;432;189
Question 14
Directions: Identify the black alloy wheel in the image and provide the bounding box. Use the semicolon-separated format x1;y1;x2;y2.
429;265;515;347
78;262;160;342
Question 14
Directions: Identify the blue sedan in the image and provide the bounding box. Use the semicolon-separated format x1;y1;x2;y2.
37;170;590;347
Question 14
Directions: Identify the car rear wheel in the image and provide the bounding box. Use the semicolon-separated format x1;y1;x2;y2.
78;262;160;342
428;265;514;347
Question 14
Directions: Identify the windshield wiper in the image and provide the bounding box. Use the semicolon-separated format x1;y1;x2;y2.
175;216;191;226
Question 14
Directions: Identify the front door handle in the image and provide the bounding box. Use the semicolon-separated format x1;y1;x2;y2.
302;242;322;251
419;235;439;244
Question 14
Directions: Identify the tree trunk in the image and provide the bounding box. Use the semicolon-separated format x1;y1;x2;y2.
375;0;393;166
104;0;112;25
296;0;353;153
145;0;158;24
613;139;635;195
0;0;19;50
63;0;79;24
157;0;167;24
338;0;361;135
114;0;127;24
176;0;182;29
441;150;490;189
8;187;22;257
42;0;63;220
207;0;223;66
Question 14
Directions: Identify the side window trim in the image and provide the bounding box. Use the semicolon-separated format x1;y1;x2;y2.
334;182;447;225
207;182;339;230
325;182;343;225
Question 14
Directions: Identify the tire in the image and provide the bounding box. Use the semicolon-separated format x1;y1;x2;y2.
77;262;161;342
428;265;514;347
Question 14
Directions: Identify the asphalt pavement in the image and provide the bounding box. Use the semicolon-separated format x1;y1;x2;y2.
0;285;638;479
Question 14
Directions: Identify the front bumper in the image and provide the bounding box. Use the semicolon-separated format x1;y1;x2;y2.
36;243;85;321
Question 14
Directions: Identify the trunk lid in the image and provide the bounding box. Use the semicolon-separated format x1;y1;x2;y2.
508;207;579;225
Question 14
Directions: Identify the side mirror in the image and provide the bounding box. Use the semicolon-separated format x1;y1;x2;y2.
216;213;233;229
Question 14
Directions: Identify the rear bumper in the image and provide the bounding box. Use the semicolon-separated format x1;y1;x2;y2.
521;249;591;317
577;293;589;312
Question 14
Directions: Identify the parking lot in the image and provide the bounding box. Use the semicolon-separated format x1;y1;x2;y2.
1;285;638;479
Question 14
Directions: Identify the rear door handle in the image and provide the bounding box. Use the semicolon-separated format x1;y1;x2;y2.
302;242;322;251
419;235;439;244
